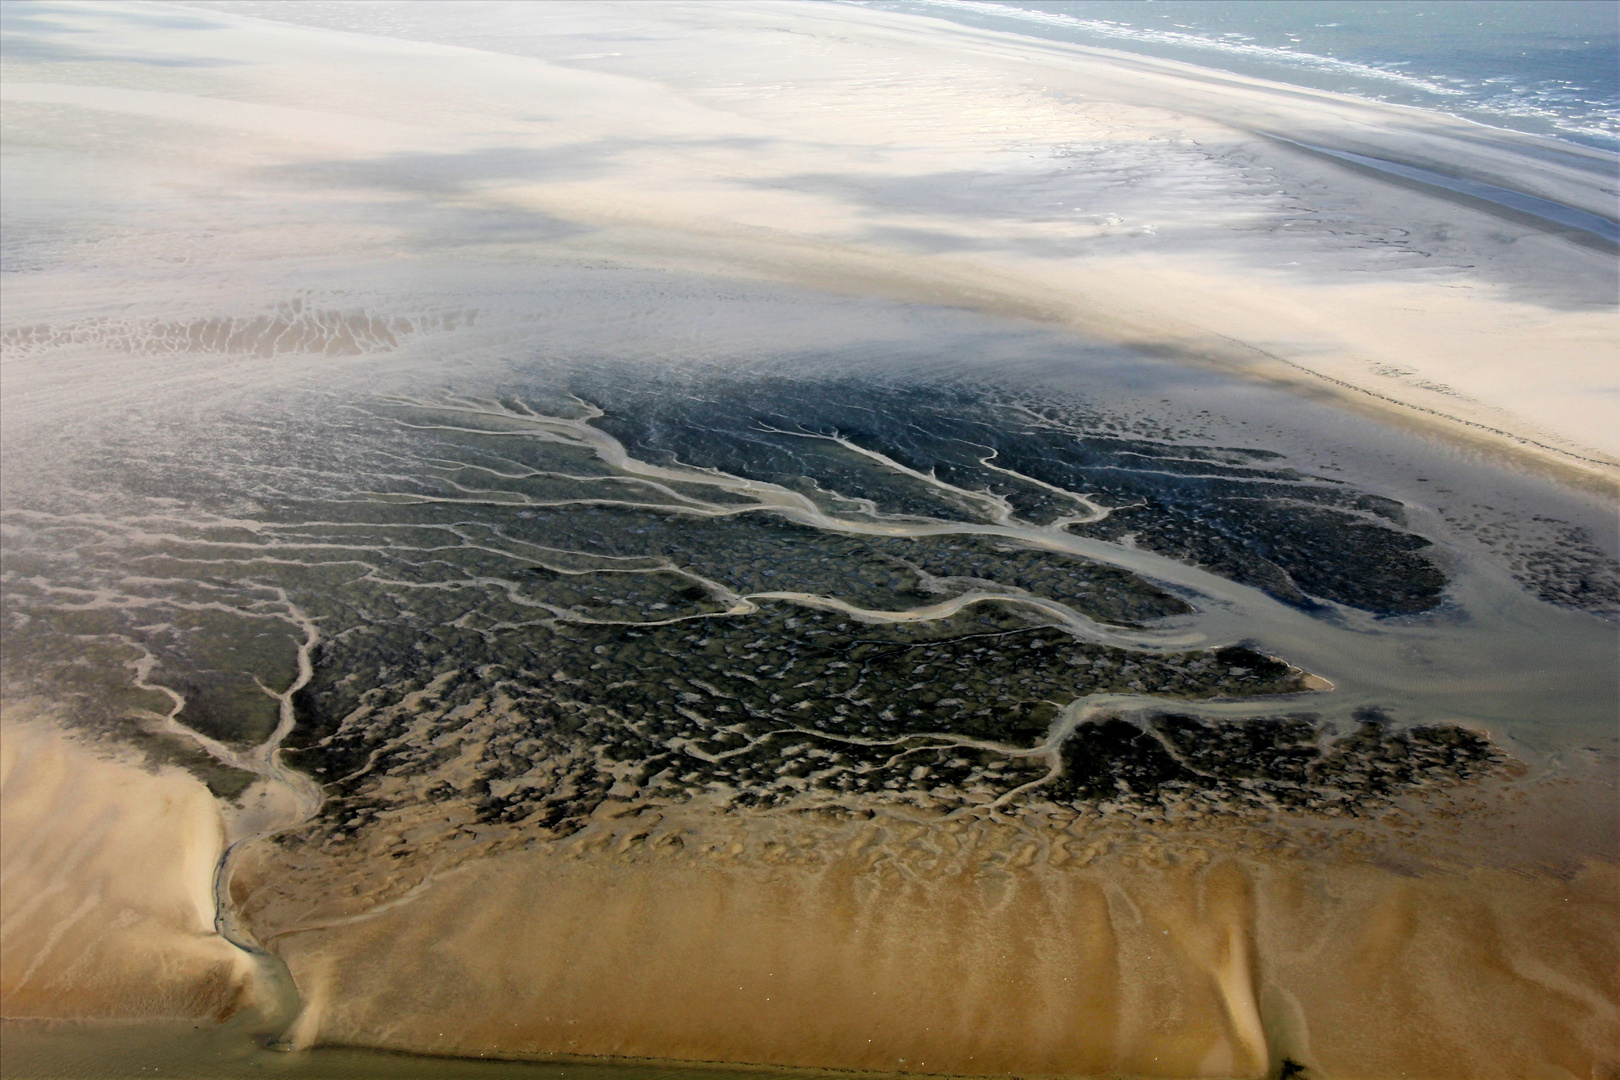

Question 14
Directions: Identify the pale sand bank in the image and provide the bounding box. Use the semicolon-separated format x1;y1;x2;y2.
235;795;1617;1080
7;708;1608;1077
0;717;254;1020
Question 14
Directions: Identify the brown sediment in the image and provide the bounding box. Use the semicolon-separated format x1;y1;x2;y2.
233;774;1618;1080
0;715;256;1021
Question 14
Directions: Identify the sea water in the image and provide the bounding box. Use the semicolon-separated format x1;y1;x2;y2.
857;0;1620;149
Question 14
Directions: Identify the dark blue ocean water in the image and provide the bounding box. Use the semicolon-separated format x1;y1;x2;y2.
853;0;1620;150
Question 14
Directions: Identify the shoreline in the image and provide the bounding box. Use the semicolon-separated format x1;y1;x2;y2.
867;0;1620;156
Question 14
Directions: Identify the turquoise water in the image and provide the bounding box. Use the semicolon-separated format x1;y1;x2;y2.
855;0;1620;149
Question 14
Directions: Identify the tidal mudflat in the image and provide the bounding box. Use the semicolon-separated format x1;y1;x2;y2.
1;2;1616;1079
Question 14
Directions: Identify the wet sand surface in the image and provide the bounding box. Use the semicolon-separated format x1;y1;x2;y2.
0;1019;782;1080
1;2;1616;1078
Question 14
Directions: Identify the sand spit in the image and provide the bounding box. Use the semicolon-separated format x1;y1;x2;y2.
234;799;1617;1080
0;716;255;1020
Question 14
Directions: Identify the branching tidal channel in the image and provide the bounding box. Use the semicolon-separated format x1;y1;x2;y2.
0;372;1527;1034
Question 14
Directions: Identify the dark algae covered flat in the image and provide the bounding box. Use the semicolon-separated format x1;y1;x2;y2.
1;370;1509;869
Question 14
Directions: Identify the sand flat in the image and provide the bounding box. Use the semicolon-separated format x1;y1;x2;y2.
3;0;1615;475
233;796;1618;1079
0;717;254;1020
